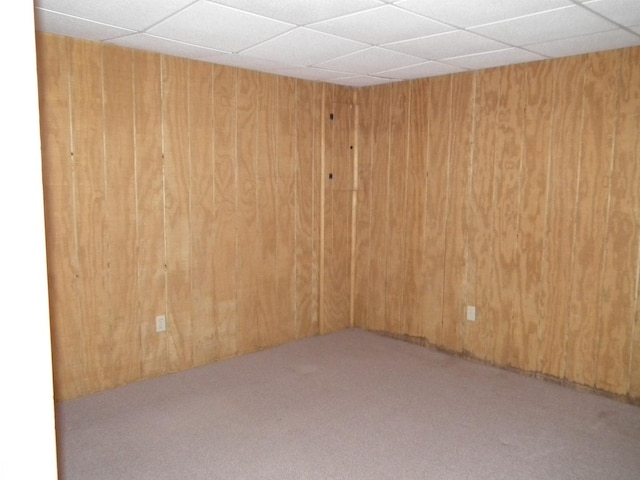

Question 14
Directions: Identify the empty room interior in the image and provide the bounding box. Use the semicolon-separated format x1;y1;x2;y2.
29;0;640;478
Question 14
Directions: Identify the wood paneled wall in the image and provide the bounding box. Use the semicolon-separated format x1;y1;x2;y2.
354;47;640;401
36;33;339;401
37;32;640;403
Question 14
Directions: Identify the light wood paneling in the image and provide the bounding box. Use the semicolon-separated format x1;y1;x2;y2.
70;39;111;392
162;55;194;372
188;60;216;367
38;33;640;403
212;64;238;361
37;34;330;400
353;47;640;402
365;84;391;333
441;72;475;352
566;52;620;388
512;60;553;373
384;82;410;334
37;34;85;400
322;88;356;333
133;50;167;379
103;45;140;385
295;80;319;338
422;76;452;346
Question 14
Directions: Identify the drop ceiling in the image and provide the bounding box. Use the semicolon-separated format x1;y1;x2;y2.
34;0;640;87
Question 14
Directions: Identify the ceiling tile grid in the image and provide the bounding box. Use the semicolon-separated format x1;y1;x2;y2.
34;0;640;86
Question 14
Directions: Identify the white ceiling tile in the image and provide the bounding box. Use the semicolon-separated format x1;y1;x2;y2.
582;0;640;27
34;8;135;41
34;0;640;85
148;1;294;53
309;5;453;45
333;76;398;87
377;61;466;79
242;28;368;66
107;33;226;60
316;47;425;74
276;66;355;81
396;0;572;28
526;28;640;57
201;53;290;72
442;48;546;70
384;30;509;60
35;0;195;31
205;0;383;25
470;5;618;46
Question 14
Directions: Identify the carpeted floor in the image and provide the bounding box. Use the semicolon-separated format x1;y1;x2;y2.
55;328;640;479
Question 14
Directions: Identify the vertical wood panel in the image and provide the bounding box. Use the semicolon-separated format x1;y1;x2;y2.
353;86;374;329
366;85;391;332
464;68;499;361
212;64;238;360
512;60;554;373
384;82;410;334
276;77;297;343
255;73;279;348
422;76;452;346
236;69;259;352
36;34;84;400
188;61;216;366
134;50;167;379
441;72;475;352
565;52;620;387
40;35;326;400
70;39;111;392
295;80;317;338
491;65;524;367
597;47;640;395
323;90;355;334
402;80;429;338
538;56;584;379
103;45;139;385
162;56;193;372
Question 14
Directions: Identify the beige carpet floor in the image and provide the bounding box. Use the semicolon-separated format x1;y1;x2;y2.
55;328;640;479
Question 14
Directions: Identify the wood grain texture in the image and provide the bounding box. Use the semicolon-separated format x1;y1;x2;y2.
133;50;167;380
565;52;620;387
276;77;297;344
70;39;111;392
295;80;318;339
441;72;475;352
512;60;553;373
38;34;640;402
539;56;584;380
464;68;500;362
36;34;85;400
596;47;640;395
365;85;391;333
188;61;216;367
422;76;452;346
39;35;325;400
384;82;410;334
322;95;356;334
491;65;524;368
162;56;194;372
212;64;238;361
352;48;640;401
352;87;373;329
103;45;140;386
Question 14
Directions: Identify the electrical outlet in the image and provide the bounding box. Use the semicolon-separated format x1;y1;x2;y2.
155;315;166;333
466;306;476;322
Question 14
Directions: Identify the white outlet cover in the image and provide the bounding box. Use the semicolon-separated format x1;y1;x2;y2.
155;315;167;332
466;306;476;322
